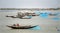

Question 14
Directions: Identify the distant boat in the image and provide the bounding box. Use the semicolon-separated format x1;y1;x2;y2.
6;11;39;19
7;25;37;29
49;13;58;16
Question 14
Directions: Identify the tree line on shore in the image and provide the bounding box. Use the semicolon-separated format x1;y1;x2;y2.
0;8;60;10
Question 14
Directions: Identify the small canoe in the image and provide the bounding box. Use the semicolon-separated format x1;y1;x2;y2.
7;25;37;29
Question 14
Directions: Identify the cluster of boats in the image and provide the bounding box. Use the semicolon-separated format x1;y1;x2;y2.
6;11;39;19
6;11;59;19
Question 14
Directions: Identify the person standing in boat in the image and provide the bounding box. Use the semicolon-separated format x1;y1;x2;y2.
16;24;20;27
13;24;16;26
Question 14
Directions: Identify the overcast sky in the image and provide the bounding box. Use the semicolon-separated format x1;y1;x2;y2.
0;0;59;8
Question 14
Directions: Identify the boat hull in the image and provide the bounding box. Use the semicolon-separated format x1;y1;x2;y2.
7;25;37;29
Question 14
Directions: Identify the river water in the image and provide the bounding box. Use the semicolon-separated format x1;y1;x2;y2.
0;10;60;33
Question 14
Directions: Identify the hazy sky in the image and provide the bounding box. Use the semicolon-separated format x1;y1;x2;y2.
0;0;59;8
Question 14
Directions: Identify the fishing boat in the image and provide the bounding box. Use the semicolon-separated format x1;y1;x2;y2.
6;11;39;19
7;25;37;29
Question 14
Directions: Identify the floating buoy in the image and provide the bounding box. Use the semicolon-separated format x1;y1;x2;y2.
56;27;60;31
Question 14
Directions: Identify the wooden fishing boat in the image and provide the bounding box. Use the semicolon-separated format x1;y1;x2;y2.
7;25;37;29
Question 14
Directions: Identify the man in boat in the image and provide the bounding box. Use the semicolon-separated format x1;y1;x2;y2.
16;24;20;27
13;24;16;26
